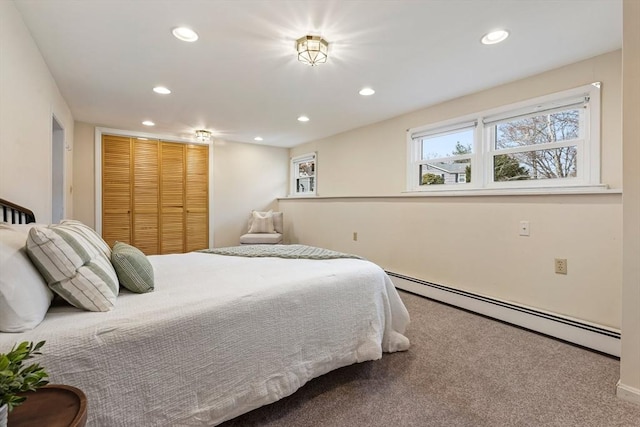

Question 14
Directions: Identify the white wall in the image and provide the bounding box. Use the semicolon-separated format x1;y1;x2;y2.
0;0;74;222
282;51;623;329
619;0;640;405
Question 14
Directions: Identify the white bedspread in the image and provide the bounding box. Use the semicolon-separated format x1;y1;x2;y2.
0;252;410;426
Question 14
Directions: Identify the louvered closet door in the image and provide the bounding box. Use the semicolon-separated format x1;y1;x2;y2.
102;135;131;247
133;140;159;255
185;144;209;251
160;142;185;254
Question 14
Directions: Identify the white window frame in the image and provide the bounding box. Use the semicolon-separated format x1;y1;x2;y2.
406;83;603;194
290;152;317;196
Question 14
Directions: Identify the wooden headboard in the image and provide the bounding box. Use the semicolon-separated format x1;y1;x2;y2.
0;198;36;224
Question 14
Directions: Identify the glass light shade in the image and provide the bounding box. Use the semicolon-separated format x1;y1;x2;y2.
195;130;212;142
296;35;329;66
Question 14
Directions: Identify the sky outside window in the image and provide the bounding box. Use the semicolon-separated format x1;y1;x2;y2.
421;128;474;160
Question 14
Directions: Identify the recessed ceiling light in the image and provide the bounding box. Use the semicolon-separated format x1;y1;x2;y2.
297;116;310;122
153;86;171;94
142;120;155;126
481;30;509;45
359;87;375;96
254;136;263;141
172;27;199;42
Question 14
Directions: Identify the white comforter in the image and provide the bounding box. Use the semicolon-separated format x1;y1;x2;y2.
0;252;410;426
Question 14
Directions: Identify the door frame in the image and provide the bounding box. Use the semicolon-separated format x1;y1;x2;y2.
51;114;66;223
94;127;214;248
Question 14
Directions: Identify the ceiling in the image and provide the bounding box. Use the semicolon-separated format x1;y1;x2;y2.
14;0;622;148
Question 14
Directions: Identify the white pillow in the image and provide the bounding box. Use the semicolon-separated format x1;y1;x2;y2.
0;227;53;332
248;210;276;234
26;221;119;312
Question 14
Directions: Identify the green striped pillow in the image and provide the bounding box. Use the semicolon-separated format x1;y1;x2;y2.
111;242;154;293
60;219;112;258
26;222;119;312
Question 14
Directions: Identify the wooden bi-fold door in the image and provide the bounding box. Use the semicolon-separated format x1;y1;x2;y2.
159;142;185;254
102;135;132;247
185;144;209;252
102;135;208;255
132;139;160;255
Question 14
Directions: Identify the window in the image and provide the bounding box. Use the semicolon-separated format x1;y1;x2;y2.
414;123;475;186
407;83;601;193
291;152;316;196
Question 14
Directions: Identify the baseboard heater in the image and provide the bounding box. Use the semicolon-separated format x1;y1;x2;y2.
387;271;621;357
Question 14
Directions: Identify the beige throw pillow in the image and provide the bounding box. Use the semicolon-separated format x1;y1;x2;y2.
248;210;276;234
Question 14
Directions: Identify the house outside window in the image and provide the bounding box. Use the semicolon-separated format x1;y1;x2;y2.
291;152;316;196
407;83;602;193
415;124;475;187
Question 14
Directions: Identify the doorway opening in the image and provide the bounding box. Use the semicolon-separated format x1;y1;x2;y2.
52;116;65;223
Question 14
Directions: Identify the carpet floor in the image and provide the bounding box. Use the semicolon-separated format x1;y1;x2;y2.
221;290;640;426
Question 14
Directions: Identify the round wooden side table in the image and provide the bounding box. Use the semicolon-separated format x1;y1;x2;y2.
7;384;87;427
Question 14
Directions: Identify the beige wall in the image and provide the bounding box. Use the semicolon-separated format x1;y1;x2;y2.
619;0;640;404
282;51;623;329
212;139;288;247
292;50;622;196
72;122;96;226
71;124;289;248
0;0;74;222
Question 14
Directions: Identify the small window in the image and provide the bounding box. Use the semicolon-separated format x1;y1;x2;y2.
407;83;601;193
291;153;316;196
414;123;475;187
489;106;582;182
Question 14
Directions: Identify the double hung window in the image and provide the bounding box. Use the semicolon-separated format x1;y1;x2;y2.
291;153;316;196
412;121;476;187
407;83;601;193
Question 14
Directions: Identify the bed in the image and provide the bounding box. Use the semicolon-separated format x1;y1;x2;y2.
0;199;410;426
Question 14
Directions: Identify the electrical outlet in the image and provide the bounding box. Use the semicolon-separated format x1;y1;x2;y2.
555;258;567;275
353;232;358;241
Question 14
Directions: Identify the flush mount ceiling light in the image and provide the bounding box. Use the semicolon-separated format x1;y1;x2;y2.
142;120;155;126
172;27;199;42
481;30;509;45
297;115;310;122
195;129;212;142
254;136;263;141
296;35;329;66
153;86;171;94
359;87;375;96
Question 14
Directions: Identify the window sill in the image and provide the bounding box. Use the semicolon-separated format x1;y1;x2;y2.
402;184;620;197
285;193;318;199
279;185;621;201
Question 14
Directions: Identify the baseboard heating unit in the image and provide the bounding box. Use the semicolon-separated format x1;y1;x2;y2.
387;271;621;357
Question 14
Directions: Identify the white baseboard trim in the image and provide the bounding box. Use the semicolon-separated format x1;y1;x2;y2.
388;272;621;357
617;381;640;404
